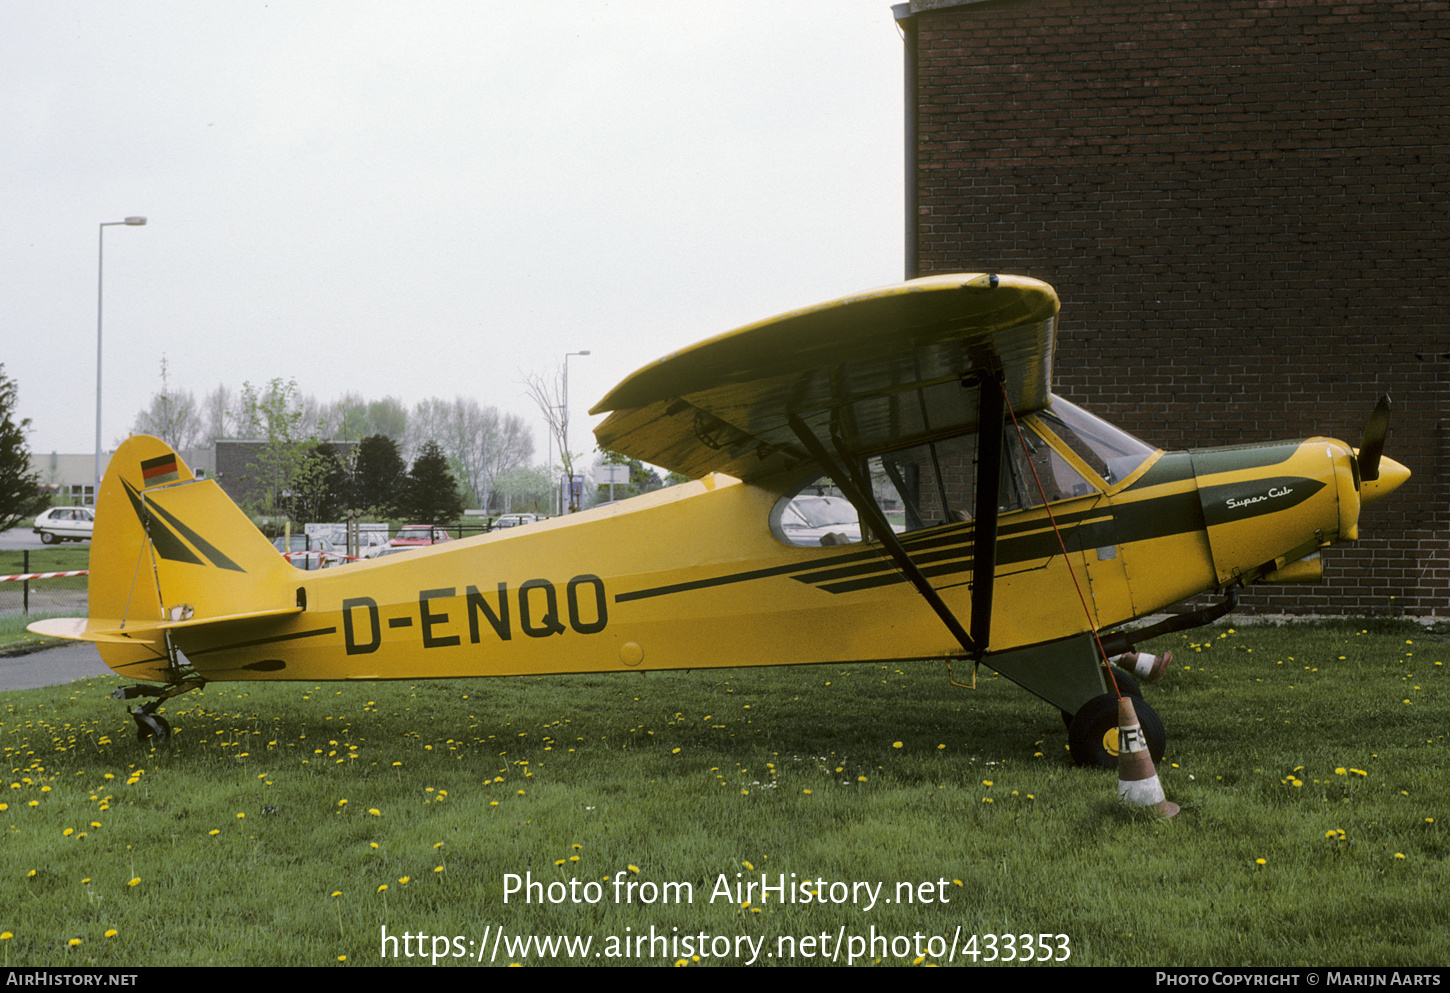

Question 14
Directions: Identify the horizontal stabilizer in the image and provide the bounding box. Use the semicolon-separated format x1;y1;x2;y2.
29;606;304;646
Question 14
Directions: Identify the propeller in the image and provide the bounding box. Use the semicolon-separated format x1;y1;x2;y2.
1357;394;1391;484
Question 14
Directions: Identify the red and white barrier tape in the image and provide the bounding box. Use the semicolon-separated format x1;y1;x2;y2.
0;570;89;583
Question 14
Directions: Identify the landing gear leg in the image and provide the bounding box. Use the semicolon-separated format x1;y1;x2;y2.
112;676;206;742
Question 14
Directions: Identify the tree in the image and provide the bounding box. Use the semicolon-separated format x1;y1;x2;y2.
0;366;49;531
493;464;554;515
590;449;663;505
130;357;204;452
201;384;233;445
352;434;407;517
404;441;463;525
521;367;580;512
235;378;313;513
408;397;535;510
288;442;352;523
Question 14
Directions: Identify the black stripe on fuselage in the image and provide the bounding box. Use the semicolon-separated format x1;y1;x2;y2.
615;451;1309;604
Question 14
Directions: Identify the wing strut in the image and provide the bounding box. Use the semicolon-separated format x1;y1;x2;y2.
969;372;1005;653
787;410;988;659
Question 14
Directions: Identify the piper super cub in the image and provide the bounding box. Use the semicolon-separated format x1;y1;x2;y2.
31;274;1409;766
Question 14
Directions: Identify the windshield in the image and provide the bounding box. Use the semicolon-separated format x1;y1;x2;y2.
1036;396;1156;485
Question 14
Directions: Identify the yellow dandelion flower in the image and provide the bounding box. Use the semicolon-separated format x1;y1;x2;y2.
0;933;11;940
892;741;903;749
68;938;81;946
337;799;347;807
377;884;388;893
331;891;342;898
1255;859;1266;866
434;866;444;873
63;827;73;837
1394;853;1406;859
627;864;639;874
368;809;381;817
105;930;117;938
128;877;140;886
398;876;410;885
742;861;754;870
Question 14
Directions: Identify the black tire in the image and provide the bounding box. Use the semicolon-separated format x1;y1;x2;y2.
1103;667;1142;700
40;531;58;545
1067;693;1166;769
1061;668;1144;727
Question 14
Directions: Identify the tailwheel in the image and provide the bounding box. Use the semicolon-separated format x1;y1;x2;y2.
1067;692;1166;769
115;675;204;744
132;709;173;742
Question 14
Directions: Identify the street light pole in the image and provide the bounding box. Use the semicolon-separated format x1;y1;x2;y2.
562;350;590;513
96;216;147;494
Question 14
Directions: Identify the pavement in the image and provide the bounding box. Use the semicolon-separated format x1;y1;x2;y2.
0;642;114;692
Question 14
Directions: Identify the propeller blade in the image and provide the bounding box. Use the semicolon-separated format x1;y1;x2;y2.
1357;394;1391;484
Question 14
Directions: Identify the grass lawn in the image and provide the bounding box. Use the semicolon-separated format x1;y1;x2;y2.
1;618;1444;967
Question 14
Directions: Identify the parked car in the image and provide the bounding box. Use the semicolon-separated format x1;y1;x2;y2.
33;507;95;543
272;534;342;570
779;495;862;546
388;525;455;547
491;514;538;529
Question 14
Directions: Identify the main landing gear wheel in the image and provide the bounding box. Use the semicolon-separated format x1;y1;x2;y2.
1067;692;1166;769
1061;668;1144;727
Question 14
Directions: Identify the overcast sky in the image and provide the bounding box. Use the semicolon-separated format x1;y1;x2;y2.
4;1;906;462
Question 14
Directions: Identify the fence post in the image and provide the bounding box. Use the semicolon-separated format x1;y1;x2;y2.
22;549;29;615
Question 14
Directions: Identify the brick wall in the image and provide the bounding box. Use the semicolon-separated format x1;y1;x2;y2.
903;0;1448;615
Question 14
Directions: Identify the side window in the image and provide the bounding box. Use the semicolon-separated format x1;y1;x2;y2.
1002;423;1096;507
773;425;1100;548
869;434;979;532
776;482;864;547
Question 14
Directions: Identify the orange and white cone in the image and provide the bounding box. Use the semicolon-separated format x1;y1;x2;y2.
1112;650;1171;683
1116;696;1178;818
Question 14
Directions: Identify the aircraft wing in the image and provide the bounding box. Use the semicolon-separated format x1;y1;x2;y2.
591;273;1060;482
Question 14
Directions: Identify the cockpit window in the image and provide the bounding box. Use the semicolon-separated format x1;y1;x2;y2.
1035;397;1156;485
773;413;1112;548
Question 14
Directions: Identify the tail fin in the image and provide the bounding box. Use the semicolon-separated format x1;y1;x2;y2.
29;436;299;681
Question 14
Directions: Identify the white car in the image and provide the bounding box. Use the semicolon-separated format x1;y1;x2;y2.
492;514;538;529
779;495;862;546
33;507;95;544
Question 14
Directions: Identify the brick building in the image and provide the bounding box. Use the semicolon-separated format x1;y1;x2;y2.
893;0;1448;615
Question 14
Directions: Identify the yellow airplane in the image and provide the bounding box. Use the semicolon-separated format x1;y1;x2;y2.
30;274;1409;766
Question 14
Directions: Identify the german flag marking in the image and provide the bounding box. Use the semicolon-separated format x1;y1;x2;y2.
140;453;180;487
